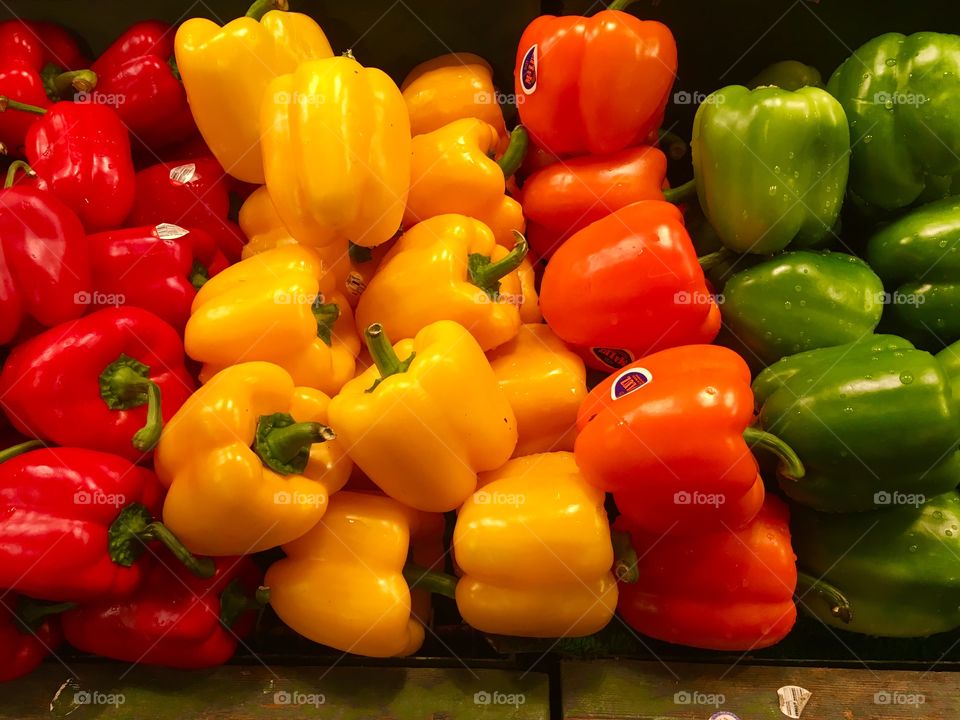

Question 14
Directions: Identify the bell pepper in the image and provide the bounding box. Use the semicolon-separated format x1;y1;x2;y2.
866;196;960;349
404;118;526;248
686;85;849;254
617;495;798;650
520;145;668;260
62;553;264;668
0;20;87;72
454;452;618;637
540;201;720;372
265;491;426;658
513;2;676;156
828;32;960;212
261;55;410;249
87;224;228;332
749;60;823;90
0;307;195;460
576;345;803;534
0;595;70;682
0;442;213;602
401;53;506;138
0;179;91;345
185;245;359;396
328;321;517;512
356;216;527;352
753;335;960;511
721;250;884;367
90;21;196;153
174;0;333;184
155;361;350;556
487;324;586;457
127;157;245;261
516;257;542;324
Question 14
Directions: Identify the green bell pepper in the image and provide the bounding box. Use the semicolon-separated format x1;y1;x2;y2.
793;492;960;637
690;85;850;254
722;250;884;367
753;335;960;511
749;60;823;91
867;196;960;350
828;32;960;213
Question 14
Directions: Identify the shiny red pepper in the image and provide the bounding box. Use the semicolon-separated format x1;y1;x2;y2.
90;21;197;154
0;594;69;682
62;553;263;669
0;443;213;602
87;224;227;332
0;307;195;460
0;20;88;71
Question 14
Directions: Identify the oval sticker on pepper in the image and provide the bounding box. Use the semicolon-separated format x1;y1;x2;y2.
611;368;652;400
520;44;538;94
591;347;634;369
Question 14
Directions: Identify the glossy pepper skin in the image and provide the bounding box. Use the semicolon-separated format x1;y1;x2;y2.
866;196;960;349
514;8;676;157
618;495;797;651
793;492;960;637
329;321;517;512
692;85;849;254
91;20;196;153
828;33;960;212
261;56;410;249
174;0;333;184
155;362;350;556
87;224;228;332
0;595;66;682
62;554;263;668
356;215;527;352
0;185;91;344
0;445;212;602
520;145;668;260
487;324;586;457
722;251;884;367
404;118;524;248
753;335;960;511
541;201;720;372
0;307;195;461
186;245;359;396
749;60;823;90
0;20;87;71
454;452;618;637
266;491;425;658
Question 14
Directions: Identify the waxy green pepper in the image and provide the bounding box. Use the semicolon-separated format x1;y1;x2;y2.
828;32;960;212
749;60;823;91
753;335;960;511
867;196;960;350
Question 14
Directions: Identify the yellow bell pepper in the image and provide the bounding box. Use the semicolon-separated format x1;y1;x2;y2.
401;53;507;137
487;324;587;457
186;245;360;396
265;491;431;657
517;257;542;323
328;320;517;512
261;55;411;249
453;452;619;637
404;119;527;247
238;185;299;258
175;0;334;184
155;361;351;555
355;215;527;351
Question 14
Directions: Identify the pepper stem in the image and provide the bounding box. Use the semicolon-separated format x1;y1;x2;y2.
662;178;698;204
167;56;180;82
606;0;639;11
15;599;75;633
497;125;529;180
697;247;736;272
611;529;639;584
108;502;215;578
0;97;48;116
468;232;529;298
253;412;335;475
5;160;34;189
189;260;209;290
0;439;43;464
743;426;805;480
403;563;458;599
796;571;852;623
219;580;271;628
657;129;688;160
245;0;287;20
99;354;163;453
365;323;416;392
50;69;97;96
312;297;340;346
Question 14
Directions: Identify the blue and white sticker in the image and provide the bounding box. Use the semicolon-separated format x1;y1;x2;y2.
591;347;634;369
610;367;652;400
520;44;538;94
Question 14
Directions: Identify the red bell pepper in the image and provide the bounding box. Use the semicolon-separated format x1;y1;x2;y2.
520;145;668;259
616;495;798;650
513;2;677;157
540;200;721;371
0;442;213;602
62;553;264;669
0;594;70;682
127;158;246;261
575;344;805;534
90;21;197;154
0;168;91;345
87;224;227;331
0;20;88;71
0;307;195;460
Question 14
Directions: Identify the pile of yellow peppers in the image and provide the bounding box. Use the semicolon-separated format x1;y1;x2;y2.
168;0;614;658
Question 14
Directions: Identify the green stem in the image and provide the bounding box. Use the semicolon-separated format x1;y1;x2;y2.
189;260;209;291
611;529;639;584
497;126;529;181
0;97;47;115
5;160;33;189
131;381;163;453
657;129;688;160
796;571;852;623
219;580;271;628
364;323;416;393
661;178;697;204
51;69;97;96
0;439;43;464
108;502;215;578
253;412;334;475
697;247;736;272
245;0;287;20
138;521;216;579
312;298;340;346
468;233;528;297
606;0;638;11
15;599;75;633
403;563;458;599
167;56;180;82
743;426;805;480
99;354;164;453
